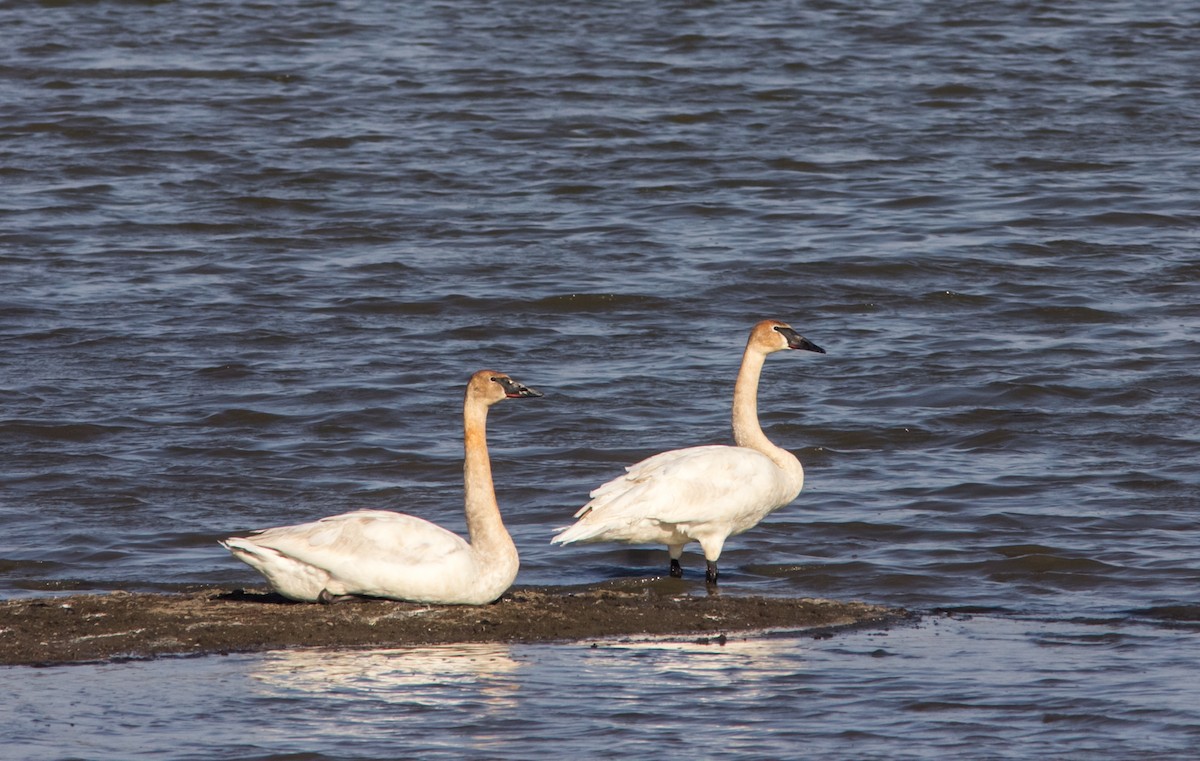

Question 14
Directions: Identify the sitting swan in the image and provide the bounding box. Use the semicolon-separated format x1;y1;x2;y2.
220;370;542;604
552;320;824;584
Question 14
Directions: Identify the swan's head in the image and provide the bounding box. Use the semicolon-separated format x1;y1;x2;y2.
469;369;544;405
751;319;825;355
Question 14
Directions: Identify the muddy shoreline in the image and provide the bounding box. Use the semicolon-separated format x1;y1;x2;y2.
0;581;907;667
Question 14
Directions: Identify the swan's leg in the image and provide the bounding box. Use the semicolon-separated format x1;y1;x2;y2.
705;561;719;585
697;536;727;586
668;544;685;578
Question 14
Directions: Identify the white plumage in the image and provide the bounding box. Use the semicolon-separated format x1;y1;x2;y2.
221;370;542;605
552;320;824;583
221;510;483;603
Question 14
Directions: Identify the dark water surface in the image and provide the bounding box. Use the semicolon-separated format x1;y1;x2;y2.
3;0;1199;758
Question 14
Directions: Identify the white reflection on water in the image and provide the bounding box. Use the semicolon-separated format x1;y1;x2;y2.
587;632;812;687
243;643;527;759
249;643;523;709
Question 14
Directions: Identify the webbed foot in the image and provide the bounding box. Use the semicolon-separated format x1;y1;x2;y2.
318;589;360;604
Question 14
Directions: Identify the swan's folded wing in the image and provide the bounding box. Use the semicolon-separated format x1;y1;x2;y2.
584;446;704;495
246;509;470;574
560;445;789;540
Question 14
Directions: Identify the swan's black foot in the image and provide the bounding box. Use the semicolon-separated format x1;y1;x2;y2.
670;558;683;578
318;589;359;604
705;561;719;585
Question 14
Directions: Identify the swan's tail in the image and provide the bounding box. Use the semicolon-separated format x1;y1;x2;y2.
550;522;603;545
219;537;278;565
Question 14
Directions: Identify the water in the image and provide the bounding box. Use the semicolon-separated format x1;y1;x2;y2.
2;0;1199;757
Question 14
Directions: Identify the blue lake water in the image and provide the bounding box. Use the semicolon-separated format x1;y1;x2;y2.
2;0;1199;757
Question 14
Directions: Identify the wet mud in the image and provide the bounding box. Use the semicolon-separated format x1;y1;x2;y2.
0;581;906;666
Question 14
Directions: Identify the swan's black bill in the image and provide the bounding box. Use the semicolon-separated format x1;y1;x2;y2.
775;326;825;354
494;376;544;398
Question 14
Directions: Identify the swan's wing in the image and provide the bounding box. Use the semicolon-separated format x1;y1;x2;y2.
241;509;470;575
554;445;795;543
585;445;732;505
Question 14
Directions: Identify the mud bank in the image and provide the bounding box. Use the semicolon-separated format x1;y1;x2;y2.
0;581;907;666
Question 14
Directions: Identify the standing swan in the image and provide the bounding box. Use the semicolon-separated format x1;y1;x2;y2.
552;320;824;584
220;370;542;604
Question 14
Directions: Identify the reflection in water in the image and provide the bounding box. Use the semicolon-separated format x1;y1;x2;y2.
251;642;523;708
592;633;810;684
244;634;819;755
247;643;526;757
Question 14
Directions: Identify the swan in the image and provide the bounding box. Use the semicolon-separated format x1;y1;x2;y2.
220;370;542;604
552;320;824;584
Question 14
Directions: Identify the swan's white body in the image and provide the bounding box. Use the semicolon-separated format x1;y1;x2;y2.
220;509;514;605
552;445;803;560
552;320;823;582
221;370;540;605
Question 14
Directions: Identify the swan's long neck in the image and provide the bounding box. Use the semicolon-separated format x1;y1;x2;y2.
731;346;794;469
462;397;516;559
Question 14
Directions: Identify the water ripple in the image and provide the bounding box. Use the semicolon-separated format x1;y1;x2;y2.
3;0;1200;753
